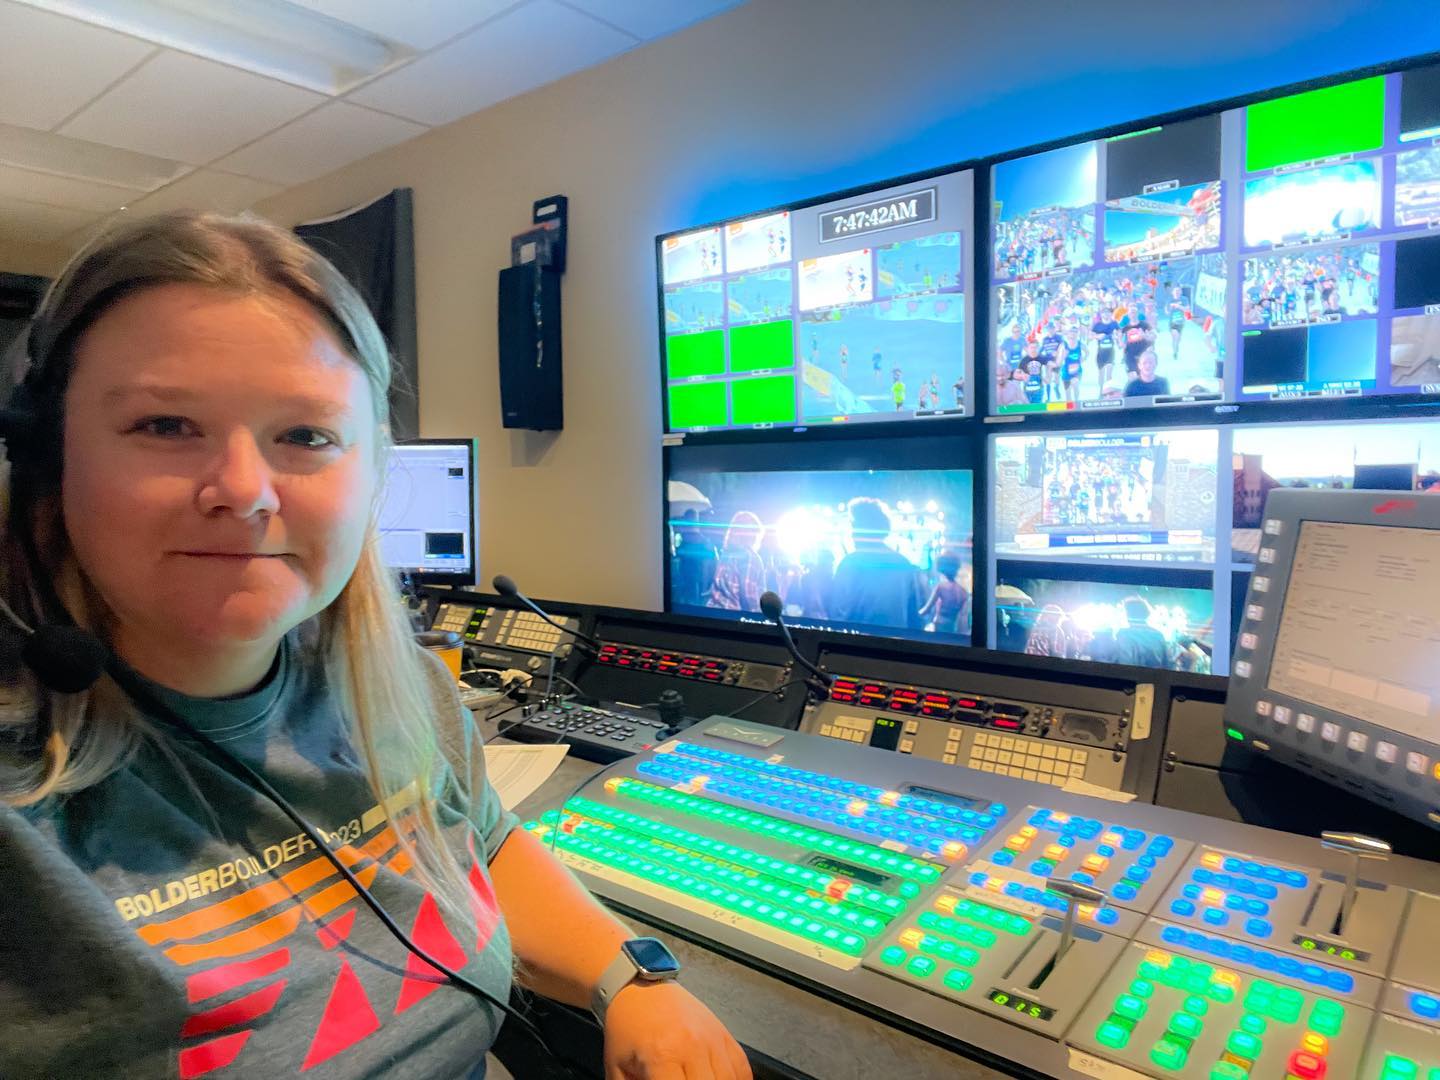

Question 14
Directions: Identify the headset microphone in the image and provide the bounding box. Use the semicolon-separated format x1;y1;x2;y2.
20;623;107;694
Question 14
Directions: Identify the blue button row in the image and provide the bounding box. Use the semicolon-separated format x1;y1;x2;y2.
1112;883;1138;902
1220;856;1308;889
1192;868;1280;899
1157;926;1354;993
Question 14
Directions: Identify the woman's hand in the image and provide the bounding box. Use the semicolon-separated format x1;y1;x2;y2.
603;980;751;1080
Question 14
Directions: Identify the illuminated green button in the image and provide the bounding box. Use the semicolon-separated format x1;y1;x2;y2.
900;881;920;899
1381;1057;1418;1080
880;946;907;967
907;956;937;978
1150;1038;1189;1070
1184;973;1210;995
1139;960;1165;980
1210;1064;1246;1080
954;947;982;968
1309;1000;1345;1036
1208;981;1235;1005
1167;1012;1203;1040
1114;995;1148;1021
1096;1020;1131;1050
1226;1030;1262;1059
1004;915;1030;936
1239;1013;1266;1036
1183;995;1209;1017
1130;979;1155;999
1427;1069;1440;1080
943;969;973;993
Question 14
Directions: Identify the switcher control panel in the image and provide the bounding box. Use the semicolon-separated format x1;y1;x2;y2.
804;674;1136;794
527;717;1440;1080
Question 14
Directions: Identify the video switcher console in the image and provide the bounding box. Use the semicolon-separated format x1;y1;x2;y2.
526;717;1440;1080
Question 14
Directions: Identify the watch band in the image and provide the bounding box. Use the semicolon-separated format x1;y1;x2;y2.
590;938;680;1023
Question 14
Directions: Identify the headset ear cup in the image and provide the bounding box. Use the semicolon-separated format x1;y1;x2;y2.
2;375;58;477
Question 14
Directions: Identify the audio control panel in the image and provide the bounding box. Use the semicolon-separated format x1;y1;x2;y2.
595;642;790;692
435;603;581;670
803;674;1136;794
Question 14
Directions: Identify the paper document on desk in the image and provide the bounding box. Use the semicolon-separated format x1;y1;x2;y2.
483;743;570;810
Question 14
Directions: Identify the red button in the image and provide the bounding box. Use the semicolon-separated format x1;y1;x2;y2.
1287;1051;1326;1079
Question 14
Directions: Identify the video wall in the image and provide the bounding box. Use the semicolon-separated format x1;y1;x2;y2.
990;66;1440;413
658;55;1440;679
660;170;975;433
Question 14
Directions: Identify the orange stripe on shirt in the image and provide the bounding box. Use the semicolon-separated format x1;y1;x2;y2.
163;864;380;966
139;827;404;946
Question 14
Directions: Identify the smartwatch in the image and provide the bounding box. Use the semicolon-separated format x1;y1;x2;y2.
591;937;682;1023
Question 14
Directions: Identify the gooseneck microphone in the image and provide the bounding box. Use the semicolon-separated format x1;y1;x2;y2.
758;590;833;695
491;574;602;655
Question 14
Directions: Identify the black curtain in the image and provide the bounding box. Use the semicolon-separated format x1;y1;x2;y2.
295;189;419;440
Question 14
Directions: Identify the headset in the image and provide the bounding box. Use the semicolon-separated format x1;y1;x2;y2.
0;317;584;1073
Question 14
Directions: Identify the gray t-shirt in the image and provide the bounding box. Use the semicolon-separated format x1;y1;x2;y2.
0;633;517;1079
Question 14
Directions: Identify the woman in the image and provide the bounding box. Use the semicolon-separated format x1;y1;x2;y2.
0;213;748;1079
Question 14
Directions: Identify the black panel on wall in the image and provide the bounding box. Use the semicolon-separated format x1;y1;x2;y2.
294;189;419;440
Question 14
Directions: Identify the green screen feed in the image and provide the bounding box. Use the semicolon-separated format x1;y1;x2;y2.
659;169;975;434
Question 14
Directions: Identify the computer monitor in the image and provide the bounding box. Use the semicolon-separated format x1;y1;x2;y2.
378;439;477;586
665;438;975;645
1227;487;1440;828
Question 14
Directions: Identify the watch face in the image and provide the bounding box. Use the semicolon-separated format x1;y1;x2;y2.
623;937;681;976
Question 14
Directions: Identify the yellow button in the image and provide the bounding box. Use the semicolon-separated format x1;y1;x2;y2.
1201;851;1225;870
1301;1032;1328;1056
936;894;958;913
899;928;923;948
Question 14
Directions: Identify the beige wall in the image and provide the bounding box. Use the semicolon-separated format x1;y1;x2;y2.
256;0;1438;610
2;240;70;278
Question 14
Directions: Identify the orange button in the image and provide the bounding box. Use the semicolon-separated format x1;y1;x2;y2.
879;790;901;806
1082;854;1111;873
1006;835;1032;853
1201;887;1226;905
1214;970;1241;988
1019;825;1039;838
1201;851;1225;870
846;799;868;816
899;928;923;948
942;841;967;861
1101;831;1124;848
936;894;958;913
1301;1032;1329;1057
1145;950;1172;967
1043;844;1069;861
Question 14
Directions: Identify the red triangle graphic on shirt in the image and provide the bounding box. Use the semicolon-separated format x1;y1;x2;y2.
299;959;381;1071
315;908;357;951
394;893;469;1015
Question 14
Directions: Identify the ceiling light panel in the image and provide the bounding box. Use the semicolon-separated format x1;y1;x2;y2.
12;0;414;94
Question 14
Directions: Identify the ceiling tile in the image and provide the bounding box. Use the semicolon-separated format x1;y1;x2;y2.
0;0;155;131
289;0;519;52
0;122;187;190
0;196;103;244
123;168;284;216
0;163;140;211
213;101;427;186
347;0;637;127
60;49;325;165
562;0;743;39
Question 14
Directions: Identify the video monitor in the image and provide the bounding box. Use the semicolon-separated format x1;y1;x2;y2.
991;428;1220;564
660;168;975;433
989;60;1440;413
993;564;1216;675
378;439;477;586
665;440;975;644
1230;419;1440;563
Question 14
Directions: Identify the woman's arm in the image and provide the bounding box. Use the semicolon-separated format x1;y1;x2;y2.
489;828;751;1080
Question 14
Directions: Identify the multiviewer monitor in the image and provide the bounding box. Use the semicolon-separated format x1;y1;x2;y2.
1226;487;1440;829
989;60;1440;414
659;167;975;433
986;418;1440;676
666;439;975;645
378;439;477;586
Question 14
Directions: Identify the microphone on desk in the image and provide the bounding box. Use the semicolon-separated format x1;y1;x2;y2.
491;574;603;655
758;591;833;696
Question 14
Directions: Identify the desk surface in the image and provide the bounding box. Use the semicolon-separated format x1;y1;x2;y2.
478;711;1002;1080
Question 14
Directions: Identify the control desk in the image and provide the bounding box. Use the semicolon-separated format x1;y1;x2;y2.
527;716;1440;1080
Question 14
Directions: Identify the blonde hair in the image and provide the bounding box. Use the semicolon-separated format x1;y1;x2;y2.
0;211;476;921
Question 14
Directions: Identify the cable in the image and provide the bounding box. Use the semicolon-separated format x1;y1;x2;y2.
720;678;811;719
106;664;565;1064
